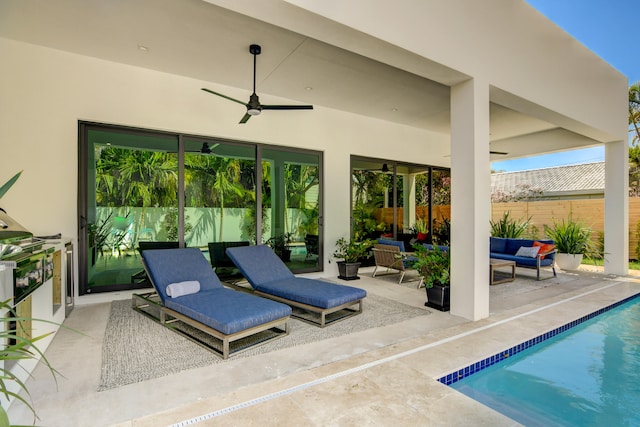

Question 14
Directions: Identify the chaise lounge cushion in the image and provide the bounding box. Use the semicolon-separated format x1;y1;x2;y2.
226;245;366;309
142;248;291;335
255;277;365;309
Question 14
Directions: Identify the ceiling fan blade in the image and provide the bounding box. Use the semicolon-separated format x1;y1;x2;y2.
261;105;314;111
201;88;247;106
239;113;252;124
490;151;508;155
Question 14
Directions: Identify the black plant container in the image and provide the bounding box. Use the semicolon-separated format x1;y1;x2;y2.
425;285;450;311
337;261;361;280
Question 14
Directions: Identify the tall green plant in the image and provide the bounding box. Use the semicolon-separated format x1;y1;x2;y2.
411;244;450;288
490;211;531;238
544;213;593;255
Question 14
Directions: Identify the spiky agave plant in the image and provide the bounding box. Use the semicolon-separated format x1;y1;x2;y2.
544;213;594;255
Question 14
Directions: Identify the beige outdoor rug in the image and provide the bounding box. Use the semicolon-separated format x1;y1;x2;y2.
98;293;430;391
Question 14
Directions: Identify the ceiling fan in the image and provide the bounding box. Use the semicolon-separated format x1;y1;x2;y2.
359;163;391;173
201;44;314;124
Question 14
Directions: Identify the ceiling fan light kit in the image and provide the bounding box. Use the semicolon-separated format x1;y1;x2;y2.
202;44;313;123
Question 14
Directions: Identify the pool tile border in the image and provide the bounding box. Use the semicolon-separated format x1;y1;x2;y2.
438;293;640;386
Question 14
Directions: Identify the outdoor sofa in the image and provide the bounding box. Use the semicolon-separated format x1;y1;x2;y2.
226;244;367;327
133;247;291;359
490;237;557;280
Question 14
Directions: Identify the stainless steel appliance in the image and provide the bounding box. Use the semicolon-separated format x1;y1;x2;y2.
0;211;49;304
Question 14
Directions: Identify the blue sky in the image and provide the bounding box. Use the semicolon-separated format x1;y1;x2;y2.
492;0;638;172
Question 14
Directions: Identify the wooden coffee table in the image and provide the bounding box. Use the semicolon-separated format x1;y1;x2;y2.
489;258;516;285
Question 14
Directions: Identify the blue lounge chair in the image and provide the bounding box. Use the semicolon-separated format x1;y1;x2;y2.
226;245;367;327
134;248;291;359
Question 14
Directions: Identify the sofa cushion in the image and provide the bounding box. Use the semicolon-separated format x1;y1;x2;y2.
490;237;507;254
505;238;537;255
422;243;449;252
515;246;540;258
533;241;556;259
490;252;554;267
377;238;406;252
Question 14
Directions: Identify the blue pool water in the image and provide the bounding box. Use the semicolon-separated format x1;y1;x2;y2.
449;296;640;426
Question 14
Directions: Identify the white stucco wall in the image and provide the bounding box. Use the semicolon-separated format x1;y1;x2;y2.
0;37;448;289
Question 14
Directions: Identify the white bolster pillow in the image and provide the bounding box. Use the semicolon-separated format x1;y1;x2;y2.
166;281;200;298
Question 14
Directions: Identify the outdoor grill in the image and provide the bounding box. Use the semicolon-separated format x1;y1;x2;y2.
0;211;52;305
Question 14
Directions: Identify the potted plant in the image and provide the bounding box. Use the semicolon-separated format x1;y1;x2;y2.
544;213;593;270
411;243;451;311
267;233;293;262
331;237;372;280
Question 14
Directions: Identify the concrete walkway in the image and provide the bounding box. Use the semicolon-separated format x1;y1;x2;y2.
7;267;640;426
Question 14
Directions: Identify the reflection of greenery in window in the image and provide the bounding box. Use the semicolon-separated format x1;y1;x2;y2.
352;171;390;240
415;169;451;206
95;147;178;207
285;163;319;237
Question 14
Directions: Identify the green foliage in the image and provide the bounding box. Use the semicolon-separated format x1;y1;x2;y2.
630;81;640;145
163;208;193;241
352;204;387;241
332;238;373;263
411;218;428;234
411;244;450;288
0;171;22;200
544;213;593;255
0;299;61;425
416;170;450;206
490;211;531;238
432;217;450;245
266;233;292;259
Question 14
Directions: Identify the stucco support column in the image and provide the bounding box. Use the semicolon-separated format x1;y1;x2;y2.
450;78;491;321
604;140;628;275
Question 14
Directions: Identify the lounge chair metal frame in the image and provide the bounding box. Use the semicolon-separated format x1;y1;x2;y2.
132;291;289;359
253;289;363;327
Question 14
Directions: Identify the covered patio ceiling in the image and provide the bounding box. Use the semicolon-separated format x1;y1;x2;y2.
0;0;604;163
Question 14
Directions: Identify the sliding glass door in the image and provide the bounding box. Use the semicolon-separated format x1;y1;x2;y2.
78;122;323;294
350;156;448;244
262;147;322;272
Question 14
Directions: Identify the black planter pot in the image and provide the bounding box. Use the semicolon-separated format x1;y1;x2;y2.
337;261;361;280
425;284;450;311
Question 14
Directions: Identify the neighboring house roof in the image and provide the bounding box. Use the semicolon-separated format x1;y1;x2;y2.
491;161;605;199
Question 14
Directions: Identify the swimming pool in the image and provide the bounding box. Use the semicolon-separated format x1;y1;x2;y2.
444;295;640;426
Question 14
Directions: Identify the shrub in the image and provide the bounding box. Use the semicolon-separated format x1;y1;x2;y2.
490;211;531;238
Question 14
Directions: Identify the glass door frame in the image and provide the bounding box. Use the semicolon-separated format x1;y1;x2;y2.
78;121;324;295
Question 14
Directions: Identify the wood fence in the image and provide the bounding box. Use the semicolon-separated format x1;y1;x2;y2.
375;199;640;259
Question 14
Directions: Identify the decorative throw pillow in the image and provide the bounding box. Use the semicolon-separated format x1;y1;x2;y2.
533;241;556;259
515;246;540;258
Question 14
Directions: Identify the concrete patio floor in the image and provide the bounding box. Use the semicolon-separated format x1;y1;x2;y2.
7;266;640;426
